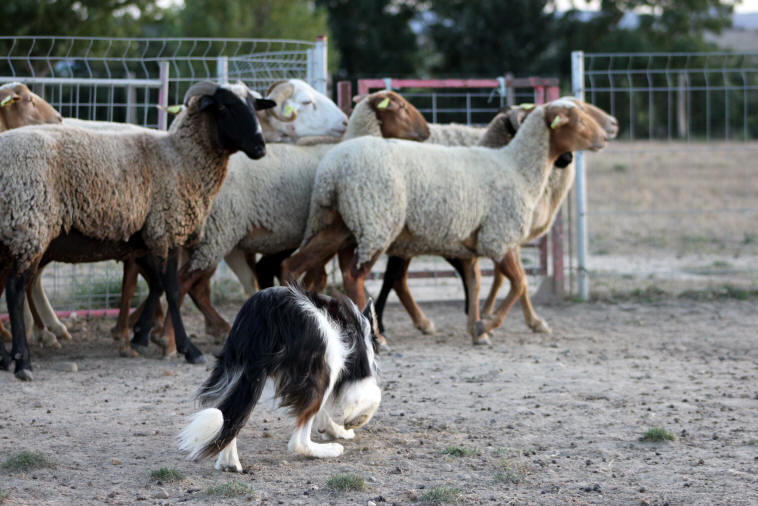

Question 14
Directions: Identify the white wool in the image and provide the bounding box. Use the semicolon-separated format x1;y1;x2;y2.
304;107;556;266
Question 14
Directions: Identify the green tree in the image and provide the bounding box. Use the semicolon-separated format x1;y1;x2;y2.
179;0;330;40
316;0;420;79
424;0;556;76
0;0;165;37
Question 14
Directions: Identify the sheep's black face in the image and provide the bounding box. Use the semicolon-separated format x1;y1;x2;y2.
201;88;270;160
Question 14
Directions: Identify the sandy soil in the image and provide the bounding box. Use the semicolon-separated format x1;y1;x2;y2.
1;295;757;505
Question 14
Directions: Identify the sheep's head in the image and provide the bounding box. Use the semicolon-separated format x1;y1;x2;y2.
265;79;348;139
0;82;62;131
544;98;615;160
478;105;531;148
355;90;430;141
184;81;275;160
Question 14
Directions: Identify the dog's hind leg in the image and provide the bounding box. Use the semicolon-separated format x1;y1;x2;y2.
214;437;242;472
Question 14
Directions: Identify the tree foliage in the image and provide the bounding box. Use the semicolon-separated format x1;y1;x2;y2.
316;0;420;79
0;0;165;37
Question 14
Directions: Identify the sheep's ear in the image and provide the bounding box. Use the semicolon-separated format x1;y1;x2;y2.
198;95;216;111
549;113;570;129
254;98;276;111
0;93;20;107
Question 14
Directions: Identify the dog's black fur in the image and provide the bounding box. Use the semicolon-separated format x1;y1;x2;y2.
179;284;380;467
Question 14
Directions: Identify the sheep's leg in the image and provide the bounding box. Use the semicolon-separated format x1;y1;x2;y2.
6;263;34;380
0;272;8;345
224;248;258;297
303;266;328;292
444;257;470;315
375;256;406;334
158;250;205;364
280;220;352;284
481;262;506;318
120;261;165;337
158;264;212;358
390;258;436;335
188;268;231;340
338;247;388;349
26;279;60;349
513;248;551;333
113;259;140;348
477;250;527;340
459;257;488;344
129;257;164;354
29;269;70;343
257;249;295;288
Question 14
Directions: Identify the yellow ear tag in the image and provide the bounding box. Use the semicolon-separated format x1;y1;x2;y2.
376;97;390;110
550;115;564;129
284;103;295;117
519;103;535;110
165;104;183;115
1;95;14;107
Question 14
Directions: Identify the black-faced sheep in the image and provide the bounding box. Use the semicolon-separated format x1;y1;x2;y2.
0;81;275;380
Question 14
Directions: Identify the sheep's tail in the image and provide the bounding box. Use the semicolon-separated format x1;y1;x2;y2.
178;334;267;460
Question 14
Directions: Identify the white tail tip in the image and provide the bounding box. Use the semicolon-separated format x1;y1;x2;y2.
177;408;224;460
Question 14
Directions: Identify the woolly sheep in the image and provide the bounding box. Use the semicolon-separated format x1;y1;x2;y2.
0;81;275;380
377;102;618;338
10;80;341;350
153;90;430;356
281;98;615;345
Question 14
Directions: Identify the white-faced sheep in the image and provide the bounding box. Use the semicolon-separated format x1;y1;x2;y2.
281;98;615;345
152;90;430;357
0;81;275;380
375;101;618;339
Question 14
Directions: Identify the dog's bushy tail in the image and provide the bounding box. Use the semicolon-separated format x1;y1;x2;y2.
178;296;271;460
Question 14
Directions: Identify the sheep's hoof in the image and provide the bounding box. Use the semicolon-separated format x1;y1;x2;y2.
0;356;9;370
15;369;33;381
530;318;552;334
205;322;230;339
375;334;390;353
150;333;167;351
57;329;73;341
110;326;123;342
184;352;206;365
473;333;492;346
161;350;178;360
416;319;436;335
119;345;140;358
474;320;487;337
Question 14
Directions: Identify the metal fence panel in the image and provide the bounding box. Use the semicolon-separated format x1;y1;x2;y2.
573;51;758;298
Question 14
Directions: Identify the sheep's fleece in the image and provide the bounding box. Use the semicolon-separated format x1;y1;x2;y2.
304;107;557;266
0;98;230;271
185;94;387;273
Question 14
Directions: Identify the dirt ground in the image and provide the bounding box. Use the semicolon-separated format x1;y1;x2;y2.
1;295;757;505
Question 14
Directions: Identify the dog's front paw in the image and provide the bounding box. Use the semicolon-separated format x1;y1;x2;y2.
310;442;344;458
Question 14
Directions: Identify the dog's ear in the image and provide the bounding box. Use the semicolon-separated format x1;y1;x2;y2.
362;299;381;348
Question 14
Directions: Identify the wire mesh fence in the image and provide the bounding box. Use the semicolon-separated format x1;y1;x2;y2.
0;36;320;315
574;51;758;298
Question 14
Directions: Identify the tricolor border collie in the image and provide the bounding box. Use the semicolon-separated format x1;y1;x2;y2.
178;285;381;472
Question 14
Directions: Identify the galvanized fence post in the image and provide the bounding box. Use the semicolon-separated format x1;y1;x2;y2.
158;61;170;131
571;50;589;300
217;56;229;85
310;35;328;95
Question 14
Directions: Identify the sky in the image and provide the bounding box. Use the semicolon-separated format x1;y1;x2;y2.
553;0;758;12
